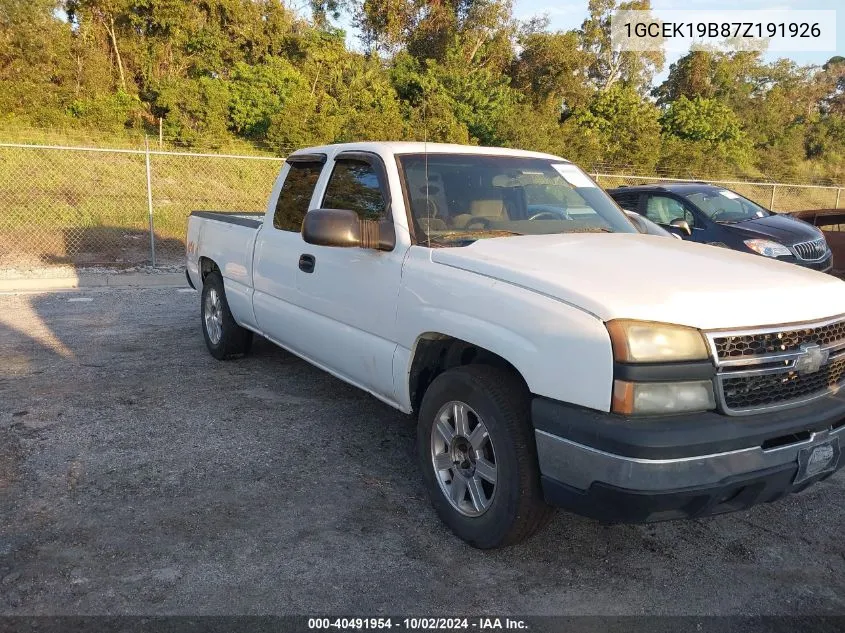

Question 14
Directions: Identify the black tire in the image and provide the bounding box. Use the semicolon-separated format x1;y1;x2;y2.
200;271;253;360
417;364;554;548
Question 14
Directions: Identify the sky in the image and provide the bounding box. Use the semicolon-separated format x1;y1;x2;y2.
329;0;843;86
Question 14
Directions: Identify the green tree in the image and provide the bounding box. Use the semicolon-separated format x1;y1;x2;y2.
806;114;845;182
579;0;664;93
229;57;308;139
510;27;590;110
151;76;231;145
0;0;76;121
818;56;845;115
659;96;751;175
566;84;662;170
660;96;745;144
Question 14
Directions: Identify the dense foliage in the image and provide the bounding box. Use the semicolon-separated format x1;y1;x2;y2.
1;0;843;182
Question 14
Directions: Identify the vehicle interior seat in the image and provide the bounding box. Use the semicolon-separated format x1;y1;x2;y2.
452;190;507;228
647;197;673;224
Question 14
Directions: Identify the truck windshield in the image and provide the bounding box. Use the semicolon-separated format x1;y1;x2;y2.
684;188;771;223
397;154;637;246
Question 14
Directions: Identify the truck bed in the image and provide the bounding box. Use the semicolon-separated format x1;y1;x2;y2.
186;210;264;315
191;210;264;229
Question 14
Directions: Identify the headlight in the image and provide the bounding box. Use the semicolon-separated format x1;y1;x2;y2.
612;380;716;415
606;320;710;363
744;239;791;258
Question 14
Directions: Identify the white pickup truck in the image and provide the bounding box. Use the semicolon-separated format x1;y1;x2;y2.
186;142;845;548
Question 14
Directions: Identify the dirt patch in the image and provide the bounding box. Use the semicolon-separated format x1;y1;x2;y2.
0;430;22;490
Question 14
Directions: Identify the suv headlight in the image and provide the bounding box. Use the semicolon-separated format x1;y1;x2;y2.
606;320;710;363
744;239;791;258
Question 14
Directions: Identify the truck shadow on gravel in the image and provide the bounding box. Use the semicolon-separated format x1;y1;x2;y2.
1;291;845;616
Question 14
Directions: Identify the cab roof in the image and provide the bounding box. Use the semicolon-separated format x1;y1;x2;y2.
288;142;570;163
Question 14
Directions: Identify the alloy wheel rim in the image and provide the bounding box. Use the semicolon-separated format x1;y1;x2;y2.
204;288;223;344
430;401;497;517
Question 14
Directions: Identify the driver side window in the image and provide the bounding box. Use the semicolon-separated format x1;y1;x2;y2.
645;195;695;227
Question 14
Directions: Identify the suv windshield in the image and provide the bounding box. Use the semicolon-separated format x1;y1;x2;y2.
684;188;771;223
397;154;636;246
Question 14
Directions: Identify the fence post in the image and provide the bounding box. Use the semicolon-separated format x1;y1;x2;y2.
837;188;842;210
769;184;777;211
144;136;157;267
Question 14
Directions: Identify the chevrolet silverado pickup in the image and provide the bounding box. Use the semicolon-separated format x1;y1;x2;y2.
186;142;845;549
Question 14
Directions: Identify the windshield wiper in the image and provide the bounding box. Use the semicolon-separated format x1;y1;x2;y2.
430;230;524;242
565;227;613;233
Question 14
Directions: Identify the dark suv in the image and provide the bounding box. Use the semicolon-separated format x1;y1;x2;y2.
607;182;833;272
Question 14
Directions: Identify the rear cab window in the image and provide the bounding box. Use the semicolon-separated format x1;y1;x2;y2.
273;157;326;231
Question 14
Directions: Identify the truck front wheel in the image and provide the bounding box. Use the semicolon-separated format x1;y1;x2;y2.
201;271;253;360
417;365;553;548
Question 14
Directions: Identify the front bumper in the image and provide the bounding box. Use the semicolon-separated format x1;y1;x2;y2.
788;252;833;273
533;394;845;523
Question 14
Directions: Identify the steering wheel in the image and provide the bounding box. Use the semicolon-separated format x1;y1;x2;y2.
711;208;729;221
528;210;566;221
466;217;492;230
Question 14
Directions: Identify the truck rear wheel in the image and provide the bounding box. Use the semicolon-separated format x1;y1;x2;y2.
201;271;253;360
417;365;553;548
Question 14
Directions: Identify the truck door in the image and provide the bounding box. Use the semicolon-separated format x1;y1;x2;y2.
292;151;406;403
252;154;326;347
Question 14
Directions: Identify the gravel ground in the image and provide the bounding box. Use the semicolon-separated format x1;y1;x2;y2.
1;287;844;617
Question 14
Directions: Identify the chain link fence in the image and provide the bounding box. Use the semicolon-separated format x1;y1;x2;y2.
0;142;282;270
0;141;842;271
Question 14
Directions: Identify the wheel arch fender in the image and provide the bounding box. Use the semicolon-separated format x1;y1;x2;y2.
394;303;614;414
400;317;539;415
198;256;221;280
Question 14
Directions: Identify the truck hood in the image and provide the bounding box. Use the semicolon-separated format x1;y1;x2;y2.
430;233;845;330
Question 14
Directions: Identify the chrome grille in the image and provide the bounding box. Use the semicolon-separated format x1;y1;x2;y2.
707;315;845;414
792;237;828;261
712;318;845;360
721;355;845;410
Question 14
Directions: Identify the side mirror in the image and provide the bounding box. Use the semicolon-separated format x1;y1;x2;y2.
670;218;692;236
302;208;395;251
